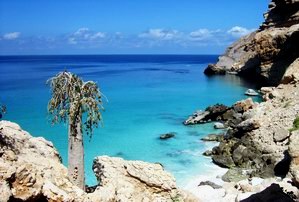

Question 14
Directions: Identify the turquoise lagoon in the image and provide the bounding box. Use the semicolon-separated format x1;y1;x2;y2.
0;55;259;186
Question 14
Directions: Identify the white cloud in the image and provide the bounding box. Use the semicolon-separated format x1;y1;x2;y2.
189;29;220;41
3;32;21;40
68;28;105;45
139;29;180;40
227;26;255;38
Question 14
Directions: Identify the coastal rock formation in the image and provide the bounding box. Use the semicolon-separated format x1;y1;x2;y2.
183;104;229;125
0;121;84;201
289;130;299;186
211;83;299;179
0;121;194;202
204;0;299;86
0;121;85;201
87;156;195;202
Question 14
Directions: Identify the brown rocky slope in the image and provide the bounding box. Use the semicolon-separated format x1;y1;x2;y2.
204;0;299;86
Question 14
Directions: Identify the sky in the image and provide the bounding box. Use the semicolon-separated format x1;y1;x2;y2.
0;0;270;55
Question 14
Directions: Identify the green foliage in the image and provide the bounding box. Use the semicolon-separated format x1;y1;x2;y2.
289;116;299;132
47;71;104;138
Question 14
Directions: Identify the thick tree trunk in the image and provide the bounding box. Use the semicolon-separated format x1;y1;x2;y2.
68;115;85;190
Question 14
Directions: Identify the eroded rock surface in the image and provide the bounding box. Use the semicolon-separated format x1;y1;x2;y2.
88;156;193;202
0;121;85;201
204;0;299;86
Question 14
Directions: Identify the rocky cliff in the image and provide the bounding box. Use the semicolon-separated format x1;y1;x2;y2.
0;121;194;202
204;0;299;86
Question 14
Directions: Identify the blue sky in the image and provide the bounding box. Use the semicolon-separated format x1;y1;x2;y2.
0;0;269;55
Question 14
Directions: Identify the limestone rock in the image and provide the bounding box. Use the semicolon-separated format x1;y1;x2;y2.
261;0;299;28
0;120;85;201
289;130;299;186
91;156;185;202
273;127;290;142
214;122;225;129
183;110;210;125
281;58;299;84
203;0;299;86
184;104;229;125
203;64;226;75
0;181;11;202
245;89;259;96
201;133;224;142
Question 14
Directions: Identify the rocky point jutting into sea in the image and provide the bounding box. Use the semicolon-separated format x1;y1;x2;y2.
1;0;299;201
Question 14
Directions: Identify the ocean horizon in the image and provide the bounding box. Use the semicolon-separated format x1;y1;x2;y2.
0;54;260;186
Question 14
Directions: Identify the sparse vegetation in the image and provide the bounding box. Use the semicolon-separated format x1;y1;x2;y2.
289;116;299;132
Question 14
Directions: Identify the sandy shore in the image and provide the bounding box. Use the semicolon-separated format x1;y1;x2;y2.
183;162;228;201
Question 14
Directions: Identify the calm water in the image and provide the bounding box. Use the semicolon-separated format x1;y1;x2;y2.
0;55;259;186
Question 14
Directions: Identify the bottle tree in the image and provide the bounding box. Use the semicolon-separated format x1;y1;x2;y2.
47;71;104;190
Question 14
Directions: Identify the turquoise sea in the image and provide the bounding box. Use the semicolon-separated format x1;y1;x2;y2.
0;55;259;186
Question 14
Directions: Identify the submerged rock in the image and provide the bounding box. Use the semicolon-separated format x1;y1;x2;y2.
159;133;176;140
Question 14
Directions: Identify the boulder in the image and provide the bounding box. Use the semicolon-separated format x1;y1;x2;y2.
222;168;248;182
212;155;235;168
281;58;299;84
184;104;229;125
91;156;185;202
236;119;261;132
201;133;224;142
232;98;255;113
214;122;225;129
245;89;259;96
183;110;210;125
202;150;213;156
205;104;229;120
198;181;222;189
273;127;290;142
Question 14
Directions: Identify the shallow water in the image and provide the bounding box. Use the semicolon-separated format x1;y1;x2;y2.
0;55;259;186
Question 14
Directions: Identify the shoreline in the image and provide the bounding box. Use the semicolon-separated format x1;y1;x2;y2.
183;163;228;200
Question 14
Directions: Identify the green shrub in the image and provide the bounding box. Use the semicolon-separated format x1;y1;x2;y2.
289;116;299;132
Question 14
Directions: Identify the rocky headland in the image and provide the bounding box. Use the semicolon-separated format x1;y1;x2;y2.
185;0;299;201
204;0;299;86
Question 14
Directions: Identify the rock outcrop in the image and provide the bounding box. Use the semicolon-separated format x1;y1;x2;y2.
204;0;299;86
0;121;195;202
0;121;84;201
185;82;299;185
87;156;195;202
